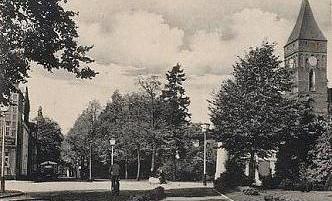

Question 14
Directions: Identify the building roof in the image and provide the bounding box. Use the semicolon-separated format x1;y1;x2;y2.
287;0;326;45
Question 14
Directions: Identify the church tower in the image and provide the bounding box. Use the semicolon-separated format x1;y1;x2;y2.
284;0;328;115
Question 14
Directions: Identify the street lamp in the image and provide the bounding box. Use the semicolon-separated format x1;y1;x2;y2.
0;105;9;192
109;138;116;165
201;123;210;186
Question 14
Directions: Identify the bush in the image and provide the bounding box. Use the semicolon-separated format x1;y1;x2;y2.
264;195;302;201
214;157;247;192
261;175;280;189
299;180;313;192
149;186;166;201
242;188;259;196
279;178;294;190
127;187;165;201
214;172;234;193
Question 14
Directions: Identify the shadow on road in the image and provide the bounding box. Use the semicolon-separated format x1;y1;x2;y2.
165;188;219;197
25;187;219;201
27;190;146;201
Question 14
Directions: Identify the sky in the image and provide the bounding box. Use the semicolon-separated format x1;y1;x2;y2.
27;0;332;134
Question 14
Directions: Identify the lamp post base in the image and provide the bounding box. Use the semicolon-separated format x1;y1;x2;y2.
203;174;207;186
1;176;5;192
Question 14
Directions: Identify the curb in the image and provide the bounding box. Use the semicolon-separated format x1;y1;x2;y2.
0;192;25;199
213;189;235;201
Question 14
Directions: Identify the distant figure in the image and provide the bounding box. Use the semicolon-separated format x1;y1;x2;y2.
109;163;120;195
158;168;167;184
325;173;332;191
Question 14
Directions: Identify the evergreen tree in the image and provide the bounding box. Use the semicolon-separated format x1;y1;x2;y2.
209;42;295;183
161;63;191;127
160;63;191;180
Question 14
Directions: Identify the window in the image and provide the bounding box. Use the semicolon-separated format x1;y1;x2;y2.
309;69;316;91
5;113;10;121
5;152;9;167
11;129;16;136
5;126;10;136
11;94;18;101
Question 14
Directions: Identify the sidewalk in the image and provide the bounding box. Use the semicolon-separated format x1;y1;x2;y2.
163;195;233;201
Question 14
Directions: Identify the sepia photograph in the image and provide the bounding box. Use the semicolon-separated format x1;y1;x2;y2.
0;0;331;200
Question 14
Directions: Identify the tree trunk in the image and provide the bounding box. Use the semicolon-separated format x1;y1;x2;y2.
151;143;156;175
125;157;128;179
136;147;141;181
80;156;84;180
249;150;256;185
173;154;177;181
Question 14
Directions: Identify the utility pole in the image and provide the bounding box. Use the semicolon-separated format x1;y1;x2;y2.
203;128;207;186
0;105;9;192
201;123;209;186
1;115;5;192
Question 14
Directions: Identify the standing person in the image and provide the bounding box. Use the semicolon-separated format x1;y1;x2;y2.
109;162;120;195
158;168;167;184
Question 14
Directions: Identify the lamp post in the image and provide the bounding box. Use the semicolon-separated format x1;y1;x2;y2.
201;123;210;186
0;105;9;192
110;138;116;165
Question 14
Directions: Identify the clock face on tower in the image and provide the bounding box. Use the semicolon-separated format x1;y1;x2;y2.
308;56;318;66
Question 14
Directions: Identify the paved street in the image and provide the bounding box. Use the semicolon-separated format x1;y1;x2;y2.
164;196;233;201
6;180;213;193
1;180;233;201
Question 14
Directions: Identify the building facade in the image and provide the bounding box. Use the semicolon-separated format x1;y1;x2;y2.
284;0;329;116
0;87;35;179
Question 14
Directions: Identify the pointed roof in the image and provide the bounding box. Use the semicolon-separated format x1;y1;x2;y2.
287;0;326;45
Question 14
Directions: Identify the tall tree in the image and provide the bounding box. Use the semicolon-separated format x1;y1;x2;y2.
64;100;101;179
209;42;295;183
0;0;96;105
95;91;151;180
138;75;163;174
161;63;191;180
35;107;63;164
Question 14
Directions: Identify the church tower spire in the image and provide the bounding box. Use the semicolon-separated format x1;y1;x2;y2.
284;0;328;116
287;0;326;45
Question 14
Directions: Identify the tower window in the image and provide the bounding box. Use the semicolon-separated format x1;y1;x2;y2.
309;69;316;91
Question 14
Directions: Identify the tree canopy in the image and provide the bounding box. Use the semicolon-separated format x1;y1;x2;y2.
0;0;96;105
209;42;296;182
34;106;64;164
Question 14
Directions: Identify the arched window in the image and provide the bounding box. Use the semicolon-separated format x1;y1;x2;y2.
309;69;316;91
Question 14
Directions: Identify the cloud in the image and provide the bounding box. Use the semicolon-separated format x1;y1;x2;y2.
78;11;184;73
69;0;330;34
28;63;138;133
69;0;328;77
176;8;293;75
27;0;331;133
